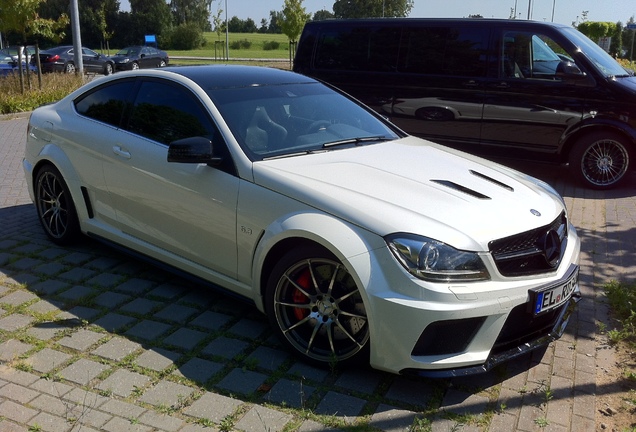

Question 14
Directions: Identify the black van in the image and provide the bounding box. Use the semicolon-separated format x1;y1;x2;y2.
293;18;636;189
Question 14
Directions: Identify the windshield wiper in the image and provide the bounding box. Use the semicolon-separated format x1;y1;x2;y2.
322;135;390;148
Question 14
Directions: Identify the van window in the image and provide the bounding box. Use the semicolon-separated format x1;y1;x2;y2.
501;31;578;80
314;26;400;72
400;26;489;77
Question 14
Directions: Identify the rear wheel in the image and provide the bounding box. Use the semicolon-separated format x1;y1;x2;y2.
34;165;80;245
64;62;75;74
569;132;631;189
265;245;370;369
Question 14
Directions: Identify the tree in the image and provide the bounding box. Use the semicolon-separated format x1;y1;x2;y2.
313;9;334;21
333;0;413;18
170;0;212;31
268;10;283;33
577;21;617;43
0;0;69;45
130;0;173;46
280;0;310;42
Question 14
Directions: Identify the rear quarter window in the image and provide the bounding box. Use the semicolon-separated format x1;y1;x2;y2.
74;80;136;127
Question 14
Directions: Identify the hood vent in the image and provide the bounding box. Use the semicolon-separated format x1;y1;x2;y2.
470;170;515;192
431;180;491;199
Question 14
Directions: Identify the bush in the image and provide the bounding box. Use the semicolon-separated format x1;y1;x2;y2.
169;23;205;50
262;40;281;51
0;73;84;114
230;39;252;50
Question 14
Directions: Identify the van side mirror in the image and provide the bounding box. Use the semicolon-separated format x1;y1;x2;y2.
167;136;222;166
555;61;586;79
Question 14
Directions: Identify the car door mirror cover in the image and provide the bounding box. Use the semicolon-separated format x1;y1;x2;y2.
167;136;222;165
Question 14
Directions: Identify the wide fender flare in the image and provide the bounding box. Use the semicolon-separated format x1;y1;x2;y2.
251;211;387;312
31;143;88;220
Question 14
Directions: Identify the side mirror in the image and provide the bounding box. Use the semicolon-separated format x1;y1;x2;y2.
555;61;585;79
167;136;222;165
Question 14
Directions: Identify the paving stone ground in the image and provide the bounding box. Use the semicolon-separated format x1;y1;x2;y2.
2;113;635;431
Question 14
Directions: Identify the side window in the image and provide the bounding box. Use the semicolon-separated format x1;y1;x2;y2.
314;26;400;72
400;26;489;77
501;31;577;80
74;80;135;127
127;80;214;145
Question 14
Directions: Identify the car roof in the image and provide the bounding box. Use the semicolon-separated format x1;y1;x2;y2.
161;65;317;89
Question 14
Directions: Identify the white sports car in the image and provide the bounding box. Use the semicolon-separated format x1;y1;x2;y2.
23;65;580;376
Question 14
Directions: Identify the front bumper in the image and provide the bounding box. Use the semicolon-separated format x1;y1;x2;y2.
359;224;580;376
401;279;581;377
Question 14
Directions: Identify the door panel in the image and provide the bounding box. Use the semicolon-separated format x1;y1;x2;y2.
481;31;585;155
103;79;240;277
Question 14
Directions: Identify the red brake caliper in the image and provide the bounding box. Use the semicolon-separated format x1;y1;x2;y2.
293;269;311;321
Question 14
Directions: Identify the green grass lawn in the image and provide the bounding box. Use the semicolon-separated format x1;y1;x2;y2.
169;32;292;59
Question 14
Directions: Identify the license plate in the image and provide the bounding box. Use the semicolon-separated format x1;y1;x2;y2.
531;267;579;315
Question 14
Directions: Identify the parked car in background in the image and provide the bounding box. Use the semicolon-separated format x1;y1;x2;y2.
0;45;35;63
35;46;114;75
0;55;37;76
23;65;580;376
110;46;169;71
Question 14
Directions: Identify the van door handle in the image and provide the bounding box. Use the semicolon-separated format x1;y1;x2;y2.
112;146;131;159
463;80;480;88
495;82;511;89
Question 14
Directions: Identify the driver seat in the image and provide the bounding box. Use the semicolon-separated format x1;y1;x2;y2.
245;106;287;152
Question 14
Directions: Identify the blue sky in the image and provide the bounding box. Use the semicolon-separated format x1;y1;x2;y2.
121;1;636;27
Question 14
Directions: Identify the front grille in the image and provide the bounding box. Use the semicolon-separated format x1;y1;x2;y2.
489;212;568;277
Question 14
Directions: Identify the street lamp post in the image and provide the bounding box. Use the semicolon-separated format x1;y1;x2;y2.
225;0;229;61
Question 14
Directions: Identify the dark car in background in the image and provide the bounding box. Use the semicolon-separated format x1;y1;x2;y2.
36;46;114;75
110;46;169;71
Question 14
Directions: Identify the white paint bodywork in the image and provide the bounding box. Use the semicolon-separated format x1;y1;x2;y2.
23;69;580;375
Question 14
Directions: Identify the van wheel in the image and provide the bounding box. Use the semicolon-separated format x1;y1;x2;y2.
34;165;81;245
569;132;631;189
265;245;370;369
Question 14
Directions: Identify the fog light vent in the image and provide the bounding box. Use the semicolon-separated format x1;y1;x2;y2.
411;317;487;356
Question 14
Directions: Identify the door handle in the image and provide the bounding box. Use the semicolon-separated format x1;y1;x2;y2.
112;146;131;159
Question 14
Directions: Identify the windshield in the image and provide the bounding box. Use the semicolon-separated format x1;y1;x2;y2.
208;82;400;161
563;27;629;78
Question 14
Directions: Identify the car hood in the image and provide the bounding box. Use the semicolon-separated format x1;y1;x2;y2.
252;137;565;252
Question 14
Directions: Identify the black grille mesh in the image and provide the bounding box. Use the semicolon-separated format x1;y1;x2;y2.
489;212;567;277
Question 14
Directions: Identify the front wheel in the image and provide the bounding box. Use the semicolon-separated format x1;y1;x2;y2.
34;165;81;245
104;63;114;75
569;132;631;189
265;245;370;369
131;62;140;70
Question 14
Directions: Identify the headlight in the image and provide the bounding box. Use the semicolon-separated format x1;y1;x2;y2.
386;234;489;282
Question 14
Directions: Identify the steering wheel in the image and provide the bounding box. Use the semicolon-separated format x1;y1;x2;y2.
306;120;332;133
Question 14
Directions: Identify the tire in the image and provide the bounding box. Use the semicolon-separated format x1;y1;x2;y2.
104;62;114;75
569;132;631;189
34;165;81;245
131;62;140;70
265;245;370;368
64;62;76;74
159;60;166;67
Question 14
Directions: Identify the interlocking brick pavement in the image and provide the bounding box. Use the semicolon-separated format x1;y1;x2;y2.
2;114;635;431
